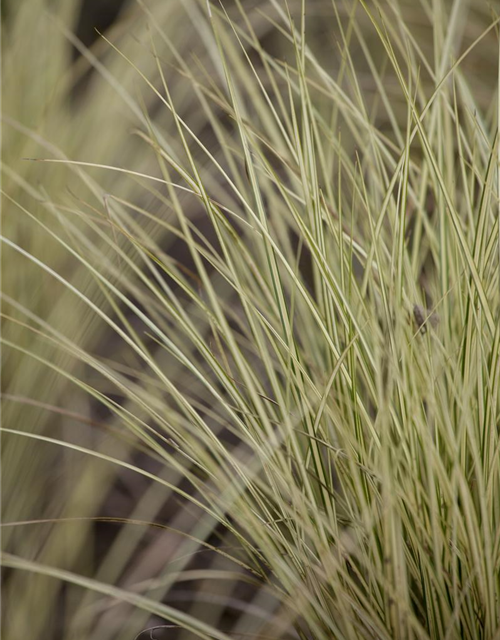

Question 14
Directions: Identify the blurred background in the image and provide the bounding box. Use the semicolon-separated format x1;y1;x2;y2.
2;2;300;638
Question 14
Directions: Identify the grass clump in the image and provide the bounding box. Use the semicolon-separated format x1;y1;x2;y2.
2;0;500;638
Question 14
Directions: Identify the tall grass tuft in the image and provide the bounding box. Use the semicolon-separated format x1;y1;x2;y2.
2;0;500;638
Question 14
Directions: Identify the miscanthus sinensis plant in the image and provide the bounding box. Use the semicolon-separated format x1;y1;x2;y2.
2;0;500;638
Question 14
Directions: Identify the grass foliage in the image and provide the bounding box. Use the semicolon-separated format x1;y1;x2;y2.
2;0;500;638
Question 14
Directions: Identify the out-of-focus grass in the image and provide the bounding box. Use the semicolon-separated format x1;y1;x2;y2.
2;1;500;639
